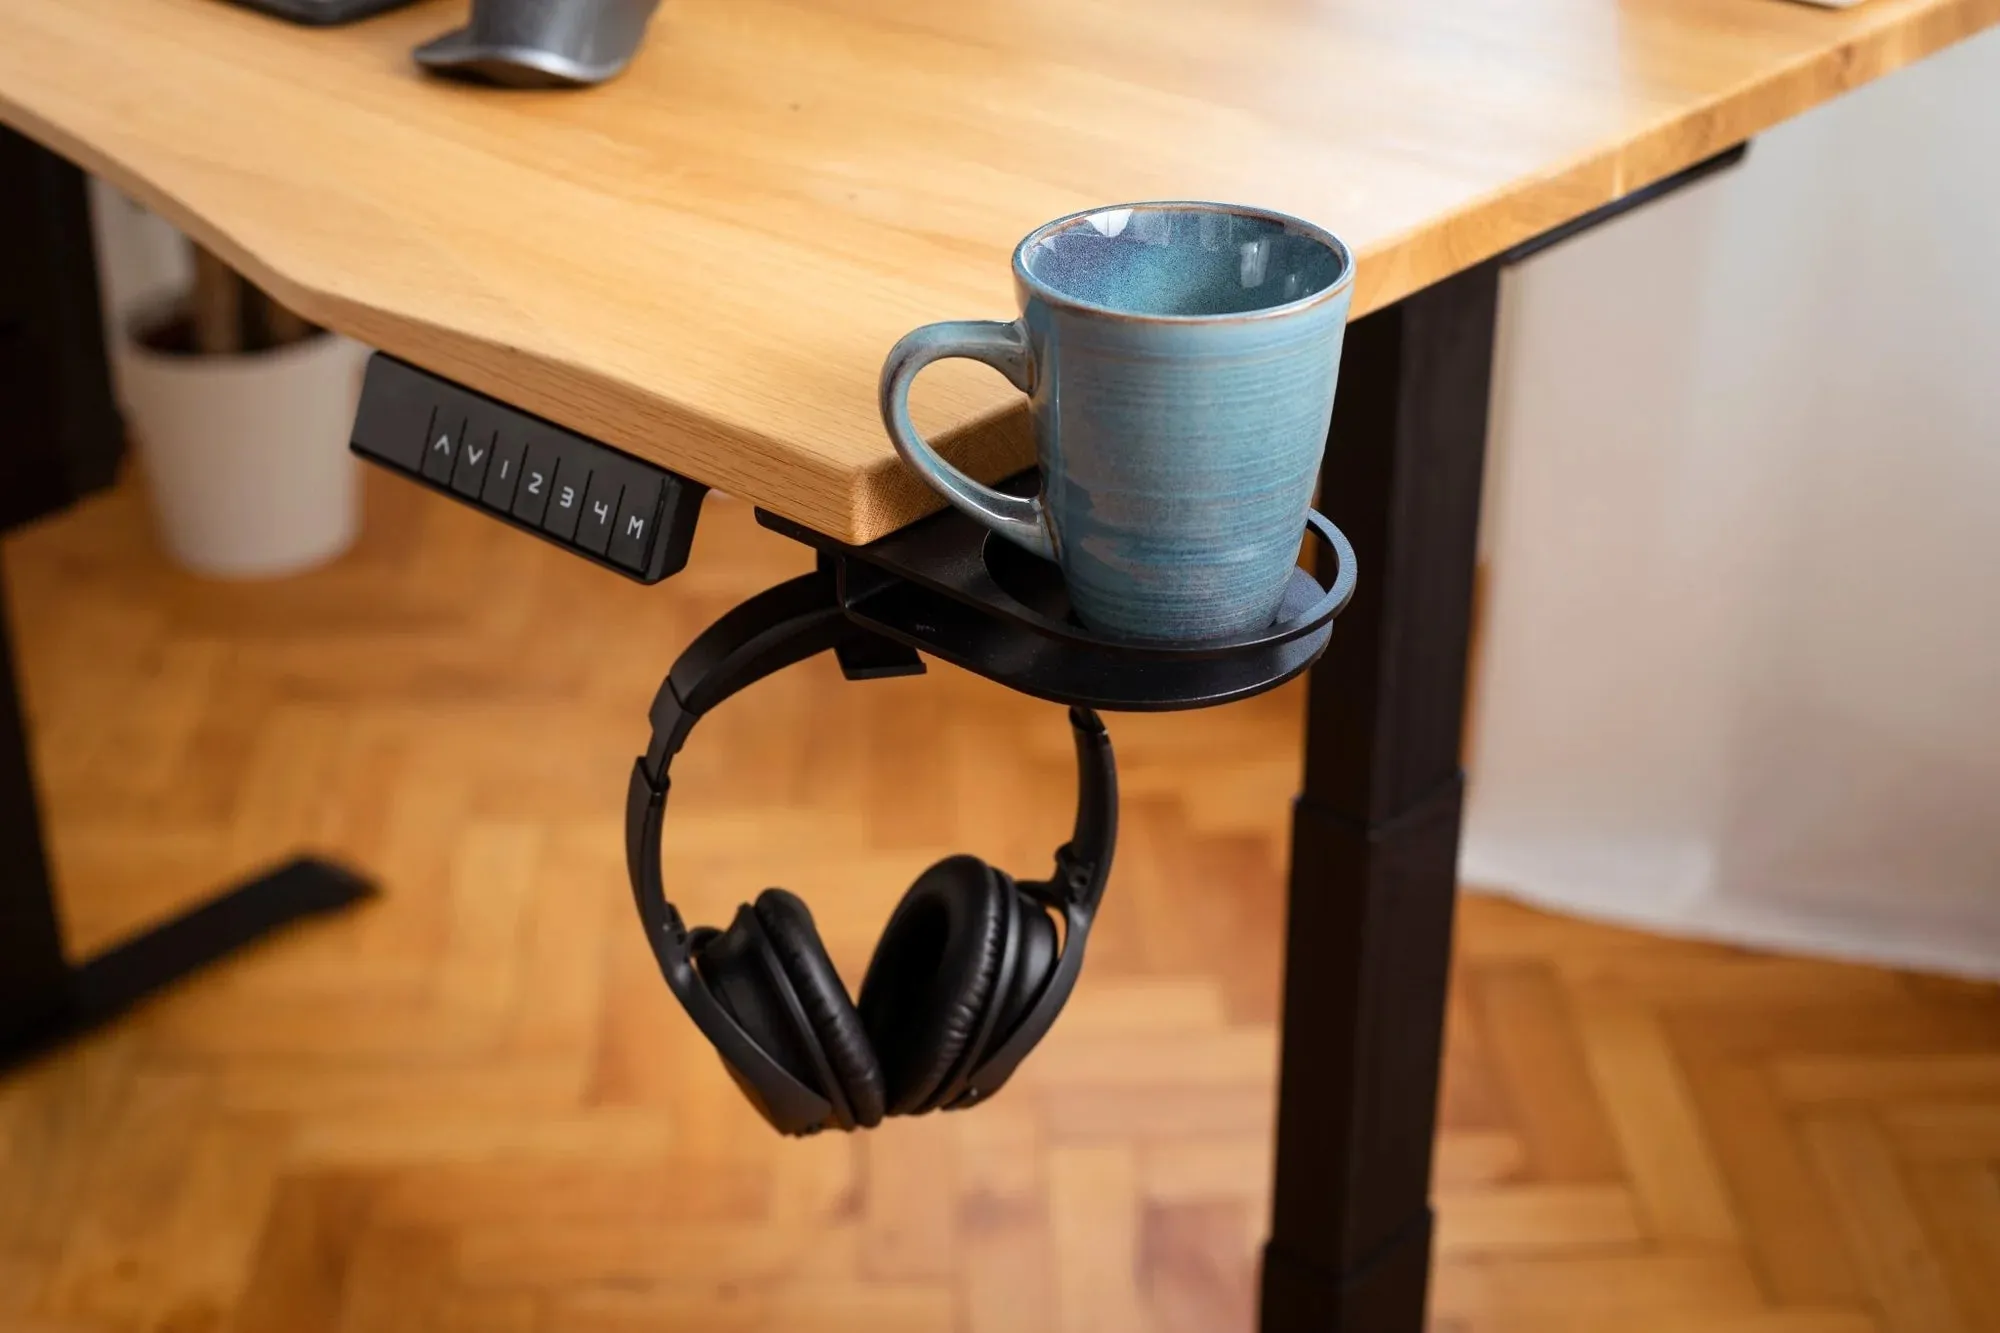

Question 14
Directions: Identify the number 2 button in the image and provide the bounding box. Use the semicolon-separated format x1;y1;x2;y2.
510;443;554;525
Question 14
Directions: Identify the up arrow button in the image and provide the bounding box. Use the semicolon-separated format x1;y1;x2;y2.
421;408;463;484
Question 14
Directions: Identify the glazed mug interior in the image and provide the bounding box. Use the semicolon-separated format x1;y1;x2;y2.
1017;205;1351;319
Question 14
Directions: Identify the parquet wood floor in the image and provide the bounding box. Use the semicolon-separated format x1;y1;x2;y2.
2;470;1997;1333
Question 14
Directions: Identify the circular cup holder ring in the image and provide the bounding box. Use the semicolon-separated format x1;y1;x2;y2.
977;508;1357;663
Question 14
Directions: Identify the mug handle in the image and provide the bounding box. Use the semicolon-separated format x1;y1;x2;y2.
879;319;1055;561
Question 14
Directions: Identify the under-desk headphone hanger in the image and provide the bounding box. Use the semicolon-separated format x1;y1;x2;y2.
349;358;1355;1138
625;568;1117;1135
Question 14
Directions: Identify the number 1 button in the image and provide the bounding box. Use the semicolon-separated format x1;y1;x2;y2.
482;433;527;511
511;442;554;526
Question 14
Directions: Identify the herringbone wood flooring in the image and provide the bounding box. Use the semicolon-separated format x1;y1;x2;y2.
3;470;1997;1333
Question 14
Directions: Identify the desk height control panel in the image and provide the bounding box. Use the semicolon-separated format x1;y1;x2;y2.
350;354;706;584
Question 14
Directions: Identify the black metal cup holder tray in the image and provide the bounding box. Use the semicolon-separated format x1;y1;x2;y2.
756;481;1357;712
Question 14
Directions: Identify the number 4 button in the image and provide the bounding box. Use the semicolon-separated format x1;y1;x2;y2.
576;470;623;557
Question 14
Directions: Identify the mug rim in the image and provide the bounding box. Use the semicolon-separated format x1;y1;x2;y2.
1011;201;1355;325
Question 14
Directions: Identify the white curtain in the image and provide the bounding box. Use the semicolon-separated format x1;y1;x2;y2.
1463;28;2000;977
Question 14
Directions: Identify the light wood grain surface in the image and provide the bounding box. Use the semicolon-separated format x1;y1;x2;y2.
1;0;1994;540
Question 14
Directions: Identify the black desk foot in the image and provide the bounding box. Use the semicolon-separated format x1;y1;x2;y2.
1263;1212;1435;1332
0;857;375;1072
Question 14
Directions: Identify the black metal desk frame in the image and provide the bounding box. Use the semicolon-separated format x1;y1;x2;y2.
0;126;373;1072
0;117;1742;1330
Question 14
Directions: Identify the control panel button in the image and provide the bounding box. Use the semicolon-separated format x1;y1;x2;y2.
421;408;462;483
608;471;664;572
482;431;527;511
576;469;623;556
512;441;555;526
542;454;590;542
452;415;497;498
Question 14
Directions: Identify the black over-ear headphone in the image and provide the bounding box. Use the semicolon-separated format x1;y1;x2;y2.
625;570;1117;1135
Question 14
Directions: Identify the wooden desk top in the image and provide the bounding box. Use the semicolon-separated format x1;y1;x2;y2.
2;0;1993;540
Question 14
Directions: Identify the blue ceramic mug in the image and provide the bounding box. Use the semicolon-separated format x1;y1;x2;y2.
880;201;1354;642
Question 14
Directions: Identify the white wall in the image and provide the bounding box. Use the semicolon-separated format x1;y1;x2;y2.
1465;27;2000;976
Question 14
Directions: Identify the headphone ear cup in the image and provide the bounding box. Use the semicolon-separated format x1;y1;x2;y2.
692;904;833;1111
856;854;1010;1116
752;889;886;1128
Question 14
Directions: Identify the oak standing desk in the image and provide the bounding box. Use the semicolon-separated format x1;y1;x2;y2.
2;0;1995;1327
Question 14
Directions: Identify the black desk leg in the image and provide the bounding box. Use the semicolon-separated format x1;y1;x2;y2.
0;123;375;1075
1260;262;1500;1333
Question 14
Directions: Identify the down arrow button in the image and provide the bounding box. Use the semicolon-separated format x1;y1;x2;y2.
452;413;497;498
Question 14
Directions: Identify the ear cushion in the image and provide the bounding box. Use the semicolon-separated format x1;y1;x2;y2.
753;888;887;1128
856;854;1011;1116
932;895;1061;1112
693;906;831;1110
989;898;1060;1049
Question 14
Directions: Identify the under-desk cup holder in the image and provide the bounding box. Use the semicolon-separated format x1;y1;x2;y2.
977;509;1357;661
759;497;1358;713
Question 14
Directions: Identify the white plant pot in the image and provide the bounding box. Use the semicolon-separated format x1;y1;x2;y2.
87;178;191;410
120;314;367;579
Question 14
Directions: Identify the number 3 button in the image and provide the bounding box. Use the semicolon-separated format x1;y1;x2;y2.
542;455;590;542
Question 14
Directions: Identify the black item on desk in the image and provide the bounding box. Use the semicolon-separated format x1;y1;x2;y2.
223;0;418;25
626;568;1119;1136
415;0;661;88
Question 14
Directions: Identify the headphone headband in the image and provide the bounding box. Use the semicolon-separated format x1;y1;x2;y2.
626;568;1116;1131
